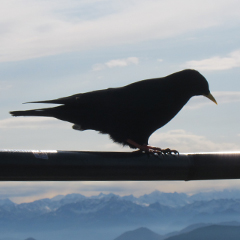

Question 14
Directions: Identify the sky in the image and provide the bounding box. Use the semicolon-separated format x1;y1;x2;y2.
0;0;240;203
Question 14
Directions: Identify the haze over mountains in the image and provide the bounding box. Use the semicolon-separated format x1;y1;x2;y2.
1;189;240;240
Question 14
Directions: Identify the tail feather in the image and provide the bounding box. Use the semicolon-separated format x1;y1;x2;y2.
24;94;80;105
24;99;64;104
9;109;52;117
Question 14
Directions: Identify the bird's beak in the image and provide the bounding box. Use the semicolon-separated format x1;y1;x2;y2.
204;93;217;105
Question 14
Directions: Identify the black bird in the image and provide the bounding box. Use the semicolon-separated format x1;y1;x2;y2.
10;69;217;153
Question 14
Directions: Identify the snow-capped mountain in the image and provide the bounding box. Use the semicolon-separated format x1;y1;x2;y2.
1;189;240;234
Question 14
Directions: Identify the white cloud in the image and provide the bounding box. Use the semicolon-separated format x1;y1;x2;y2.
106;57;139;68
0;81;12;91
185;91;240;109
213;91;240;104
150;129;239;152
92;63;106;71
0;0;240;62
0;117;67;129
2;178;240;204
185;50;240;71
92;57;139;71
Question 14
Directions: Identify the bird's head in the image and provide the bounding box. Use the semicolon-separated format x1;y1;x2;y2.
180;69;217;105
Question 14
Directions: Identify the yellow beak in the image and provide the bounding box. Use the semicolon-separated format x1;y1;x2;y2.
204;93;217;105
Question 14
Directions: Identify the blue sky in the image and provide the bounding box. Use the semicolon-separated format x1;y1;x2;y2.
0;0;240;203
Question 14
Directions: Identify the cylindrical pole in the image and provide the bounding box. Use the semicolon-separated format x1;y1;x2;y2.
0;150;240;181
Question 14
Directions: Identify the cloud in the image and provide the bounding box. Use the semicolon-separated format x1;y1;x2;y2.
106;57;139;68
150;129;239;152
213;91;240;104
0;117;67;129
1;0;240;62
185;50;240;71
184;91;240;109
3;180;240;204
0;81;12;91
92;57;139;71
0;181;147;203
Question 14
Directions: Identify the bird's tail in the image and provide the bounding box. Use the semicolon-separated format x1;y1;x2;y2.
10;108;53;117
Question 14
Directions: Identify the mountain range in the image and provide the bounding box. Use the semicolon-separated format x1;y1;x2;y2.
1;189;240;240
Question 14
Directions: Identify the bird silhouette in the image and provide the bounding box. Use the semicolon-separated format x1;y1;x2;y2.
10;69;217;154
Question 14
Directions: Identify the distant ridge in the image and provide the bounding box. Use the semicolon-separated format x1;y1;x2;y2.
114;227;163;240
165;225;240;240
114;224;240;240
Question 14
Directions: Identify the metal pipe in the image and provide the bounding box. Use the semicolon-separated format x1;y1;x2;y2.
0;150;240;181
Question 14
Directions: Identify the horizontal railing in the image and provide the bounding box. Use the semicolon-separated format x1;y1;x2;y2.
0;150;240;181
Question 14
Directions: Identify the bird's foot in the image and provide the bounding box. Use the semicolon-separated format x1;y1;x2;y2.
157;148;179;155
140;145;179;155
127;139;179;155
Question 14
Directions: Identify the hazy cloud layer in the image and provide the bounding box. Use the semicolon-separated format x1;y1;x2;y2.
2;180;240;204
92;57;139;71
150;129;239;152
185;91;240;109
1;0;240;62
0;117;66;129
0;81;12;91
186;49;240;71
